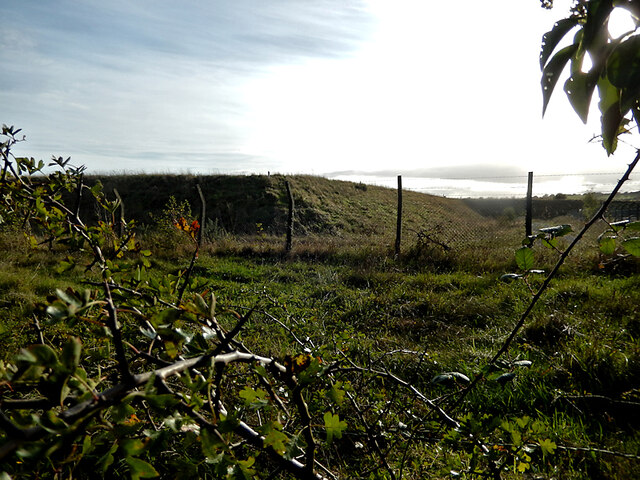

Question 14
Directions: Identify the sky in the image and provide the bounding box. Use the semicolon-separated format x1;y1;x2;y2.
3;0;640;197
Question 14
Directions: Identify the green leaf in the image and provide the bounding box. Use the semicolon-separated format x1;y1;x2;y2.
542;44;579;116
540;18;578;69
597;76;623;155
30;344;59;365
324;412;347;444
145;393;179;409
120;438;148;457
60;337;81;372
98;442;118;474
239;386;269;409
539;438;557;458
515;246;535;271
149;308;181;328
598;235;616;255
38;410;69;433
125;456;159;479
564;71;598;123
622;237;640;256
328;382;346;405
624;221;640;232
200;428;224;459
193;294;209;317
55;258;75;274
581;0;615;51
607;34;640;89
263;422;289;454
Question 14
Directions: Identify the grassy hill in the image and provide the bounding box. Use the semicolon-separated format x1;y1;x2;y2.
80;173;491;240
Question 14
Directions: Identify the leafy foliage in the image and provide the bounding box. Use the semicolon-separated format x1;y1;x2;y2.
541;0;640;154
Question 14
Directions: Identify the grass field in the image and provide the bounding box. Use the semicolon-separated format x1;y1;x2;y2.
1;175;639;478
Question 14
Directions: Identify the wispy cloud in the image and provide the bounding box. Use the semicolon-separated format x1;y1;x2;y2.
3;0;374;171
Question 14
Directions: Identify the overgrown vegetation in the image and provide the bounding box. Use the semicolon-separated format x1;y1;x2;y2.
1;123;639;479
2;1;640;477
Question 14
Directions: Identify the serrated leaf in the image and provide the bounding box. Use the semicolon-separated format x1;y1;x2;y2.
515;246;535;271
239;386;269;409
622;237;640;256
328;382;346;405
539;438;557;458
263;423;289;454
324;412;347;444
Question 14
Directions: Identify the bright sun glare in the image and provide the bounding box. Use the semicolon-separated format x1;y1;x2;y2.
608;6;638;38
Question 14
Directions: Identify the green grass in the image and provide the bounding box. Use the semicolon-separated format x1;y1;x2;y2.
1;176;639;478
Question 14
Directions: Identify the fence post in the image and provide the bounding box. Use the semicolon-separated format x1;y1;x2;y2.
113;188;124;238
74;173;84;219
525;172;533;238
395;175;403;257
285;180;294;253
196;184;206;248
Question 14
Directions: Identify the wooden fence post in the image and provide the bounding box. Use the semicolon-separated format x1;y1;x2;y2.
196;184;206;247
74;173;84;219
525;172;533;238
395;175;402;257
285;180;294;253
113;188;124;238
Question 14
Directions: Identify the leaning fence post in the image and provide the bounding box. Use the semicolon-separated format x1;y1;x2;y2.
113;188;124;238
285;180;294;253
196;184;206;248
525;172;533;238
395;175;403;257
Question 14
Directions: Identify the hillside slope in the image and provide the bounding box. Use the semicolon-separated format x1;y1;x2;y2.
81;174;491;239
